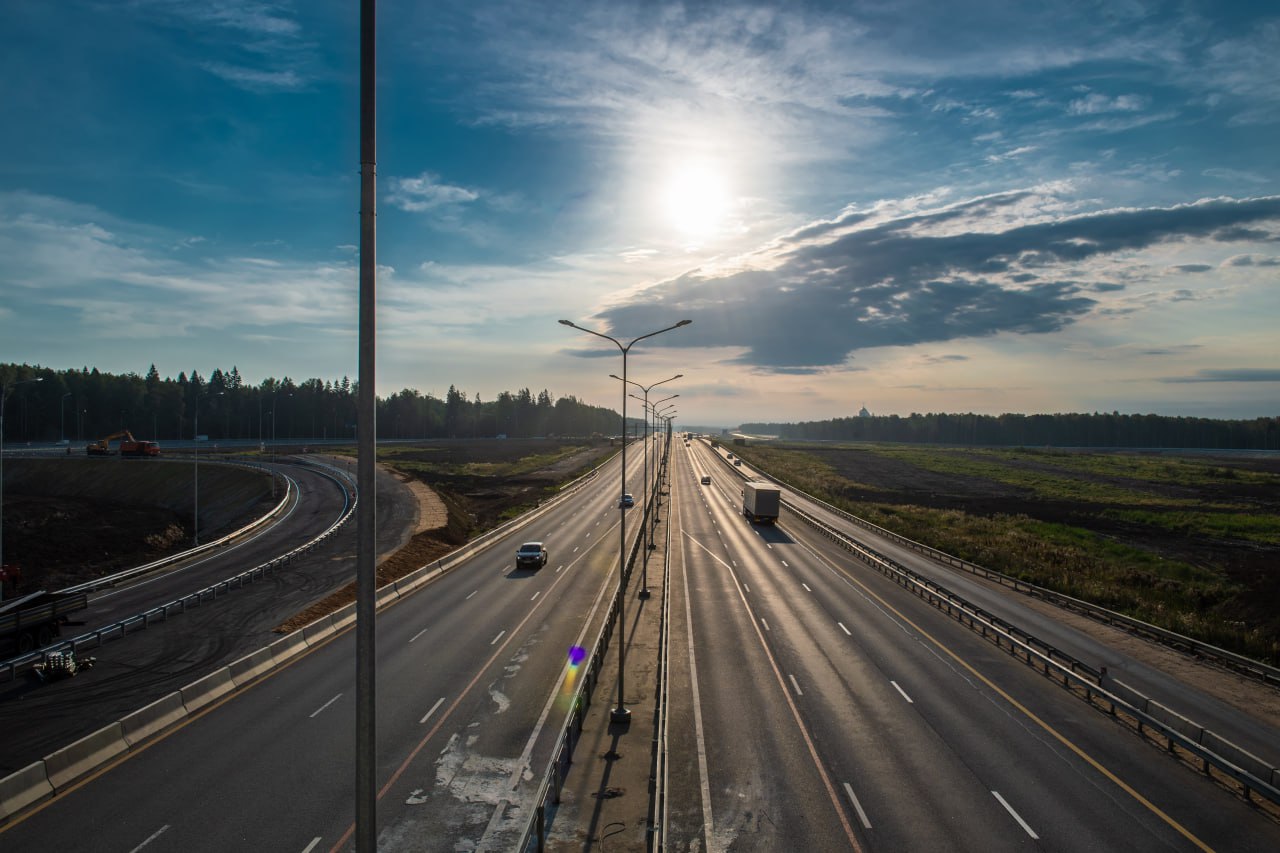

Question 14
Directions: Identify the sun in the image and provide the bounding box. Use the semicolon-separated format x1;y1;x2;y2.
659;160;731;240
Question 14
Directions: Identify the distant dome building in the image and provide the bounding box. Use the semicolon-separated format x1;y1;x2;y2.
858;405;871;418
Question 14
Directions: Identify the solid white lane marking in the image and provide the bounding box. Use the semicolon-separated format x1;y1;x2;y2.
301;838;322;853
310;693;343;719
409;627;429;643
682;538;717;849
838;622;852;636
843;783;872;829
129;825;169;853
420;697;445;724
530;591;540;601
789;674;803;696
761;618;771;631
891;681;914;704
802;583;812;593
992;791;1039;839
465;590;478;601
490;630;506;645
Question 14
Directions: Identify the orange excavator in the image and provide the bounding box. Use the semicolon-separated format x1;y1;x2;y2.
86;430;160;457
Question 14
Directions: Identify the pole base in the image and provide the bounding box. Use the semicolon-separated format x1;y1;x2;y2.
610;706;632;724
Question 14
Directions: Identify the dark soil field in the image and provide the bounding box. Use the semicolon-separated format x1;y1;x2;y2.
733;442;1280;663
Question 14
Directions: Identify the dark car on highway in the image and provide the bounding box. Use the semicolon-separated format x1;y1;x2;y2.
516;541;547;570
619;493;635;508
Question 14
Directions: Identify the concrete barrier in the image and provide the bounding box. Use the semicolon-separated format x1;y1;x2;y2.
376;585;400;608
0;762;53;822
303;616;336;646
269;631;308;664
44;723;128;789
120;693;188;746
331;603;357;630
181;667;235;714
228;648;275;686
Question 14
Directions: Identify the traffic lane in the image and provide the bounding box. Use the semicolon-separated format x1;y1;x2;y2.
771;515;1280;852
0;464;639;851
666;453;859;851
786;493;1280;767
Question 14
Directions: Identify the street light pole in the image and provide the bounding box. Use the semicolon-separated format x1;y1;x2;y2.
613;374;680;598
559;318;690;723
193;390;223;546
1;376;44;600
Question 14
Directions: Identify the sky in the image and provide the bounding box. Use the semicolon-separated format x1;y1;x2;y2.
1;1;1277;427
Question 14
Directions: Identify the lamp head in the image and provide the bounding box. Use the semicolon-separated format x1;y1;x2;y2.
676;319;692;328
558;319;575;327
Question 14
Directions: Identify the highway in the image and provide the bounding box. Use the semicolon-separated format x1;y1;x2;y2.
664;440;1280;851
4;439;1280;851
0;448;655;851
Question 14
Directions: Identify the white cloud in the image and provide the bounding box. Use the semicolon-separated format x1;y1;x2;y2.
1068;93;1149;115
385;174;481;212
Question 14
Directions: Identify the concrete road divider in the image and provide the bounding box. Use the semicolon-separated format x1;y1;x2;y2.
269;631;308;664
376;585;400;608
331;602;357;630
0;762;53;823
44;723;128;789
303;615;336;645
228;648;275;686
180;667;235;714
120;693;188;747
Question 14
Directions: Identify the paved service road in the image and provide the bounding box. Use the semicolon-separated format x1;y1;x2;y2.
665;440;1280;851
0;449;656;851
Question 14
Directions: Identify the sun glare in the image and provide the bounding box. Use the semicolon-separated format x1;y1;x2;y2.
660;161;731;240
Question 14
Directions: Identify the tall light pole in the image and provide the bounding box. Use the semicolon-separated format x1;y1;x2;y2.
559;318;690;722
59;393;71;444
193;390;223;546
613;373;680;598
1;376;44;600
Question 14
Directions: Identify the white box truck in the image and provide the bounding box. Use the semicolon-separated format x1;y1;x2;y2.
742;481;781;524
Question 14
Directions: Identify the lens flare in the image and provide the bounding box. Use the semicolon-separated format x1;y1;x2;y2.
568;645;587;667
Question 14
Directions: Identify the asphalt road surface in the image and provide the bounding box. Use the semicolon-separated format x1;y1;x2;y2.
662;440;1280;851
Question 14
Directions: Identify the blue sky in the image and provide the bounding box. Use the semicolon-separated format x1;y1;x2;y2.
2;1;1277;426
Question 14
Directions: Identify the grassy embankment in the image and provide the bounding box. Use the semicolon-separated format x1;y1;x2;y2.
733;443;1280;663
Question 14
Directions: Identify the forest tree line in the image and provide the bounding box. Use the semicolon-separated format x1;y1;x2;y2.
740;411;1280;449
0;363;629;444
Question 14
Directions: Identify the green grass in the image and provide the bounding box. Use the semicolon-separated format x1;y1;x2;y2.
732;443;1278;663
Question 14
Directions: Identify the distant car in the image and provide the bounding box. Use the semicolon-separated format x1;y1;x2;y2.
727;453;734;459
700;475;711;485
619;493;635;508
515;541;547;570
734;459;742;466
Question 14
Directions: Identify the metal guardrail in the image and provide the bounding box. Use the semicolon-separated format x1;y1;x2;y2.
651;446;675;851
0;463;355;682
516;475;651;853
725;449;1280;687
786;501;1280;806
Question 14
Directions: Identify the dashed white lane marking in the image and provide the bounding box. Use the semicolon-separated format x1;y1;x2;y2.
843;783;873;829
891;681;914;704
531;591;540;601
465;590;478;600
992;791;1039;839
128;825;169;853
761;618;771;631
419;697;445;724
301;838;322;853
409;627;429;643
838;622;851;636
573;546;580;553
789;674;803;696
556;564;565;573
781;560;789;567
310;693;343;719
490;630;506;645
801;582;812;593
743;583;751;593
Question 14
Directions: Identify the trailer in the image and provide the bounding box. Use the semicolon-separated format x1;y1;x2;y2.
742;481;781;525
0;590;89;655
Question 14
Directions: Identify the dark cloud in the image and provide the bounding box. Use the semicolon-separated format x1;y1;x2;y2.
1227;254;1280;267
594;193;1280;372
1162;368;1280;383
1171;263;1212;273
922;354;970;364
